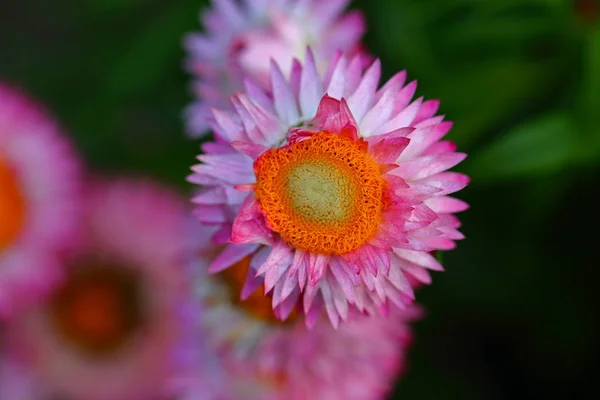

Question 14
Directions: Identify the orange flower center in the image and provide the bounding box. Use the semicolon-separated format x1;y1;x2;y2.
258;369;288;389
50;264;144;356
0;154;26;252
254;131;387;255
219;256;298;324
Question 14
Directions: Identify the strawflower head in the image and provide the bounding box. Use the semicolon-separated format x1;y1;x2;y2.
0;83;81;320
2;179;200;400
184;0;366;136
190;48;470;327
187;230;419;400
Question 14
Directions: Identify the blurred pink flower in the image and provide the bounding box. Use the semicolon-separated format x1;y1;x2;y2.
2;179;202;400
184;0;367;137
0;83;81;320
187;227;420;400
189;49;469;327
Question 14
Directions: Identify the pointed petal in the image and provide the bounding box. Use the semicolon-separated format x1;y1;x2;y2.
308;253;330;286
271;60;300;125
209;243;259;273
299;48;324;118
347;59;381;122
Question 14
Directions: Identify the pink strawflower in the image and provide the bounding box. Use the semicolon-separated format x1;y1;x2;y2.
189;232;420;400
184;0;367;137
0;84;81;320
2;179;200;400
190;49;469;327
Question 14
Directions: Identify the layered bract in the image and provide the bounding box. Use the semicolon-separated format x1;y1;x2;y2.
190;49;469;327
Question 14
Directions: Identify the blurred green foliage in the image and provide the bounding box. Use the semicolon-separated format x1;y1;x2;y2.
1;0;599;399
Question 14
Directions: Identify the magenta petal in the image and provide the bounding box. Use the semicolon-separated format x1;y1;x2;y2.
423;140;457;156
371;136;411;164
413;99;440;124
230;197;271;244
310;95;358;134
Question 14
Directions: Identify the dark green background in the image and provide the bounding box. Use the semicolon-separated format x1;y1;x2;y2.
1;0;599;399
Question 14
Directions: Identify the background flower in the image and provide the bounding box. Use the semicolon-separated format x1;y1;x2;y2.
0;84;81;320
189;228;420;400
1;179;199;400
184;0;367;136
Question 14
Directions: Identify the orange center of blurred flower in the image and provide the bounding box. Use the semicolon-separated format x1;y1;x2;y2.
258;369;288;389
219;256;298;324
51;264;143;356
0;154;26;252
254;131;387;255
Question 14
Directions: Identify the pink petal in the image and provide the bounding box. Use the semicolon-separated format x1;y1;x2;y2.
413;99;440;125
308;253;330;286
212;108;242;142
276;288;300;320
209;243;260;273
425;196;469;213
394;152;467;181
360;72;405;135
192;205;228;224
311;95;358;134
347;58;381;122
244;78;275;114
320;284;340;328
230;140;267;159
329;258;357;303
387;260;414;298
299;47;324;117
241;272;263;301
324;53;347;99
230;197;272;244
256;240;293;279
423;140;457;156
271;60;300;125
394;248;444;271
370;136;411;164
304;293;323;330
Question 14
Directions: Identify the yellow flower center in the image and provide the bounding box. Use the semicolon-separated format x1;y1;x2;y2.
50;264;144;357
219;256;298;324
0;154;26;252
254;131;388;255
